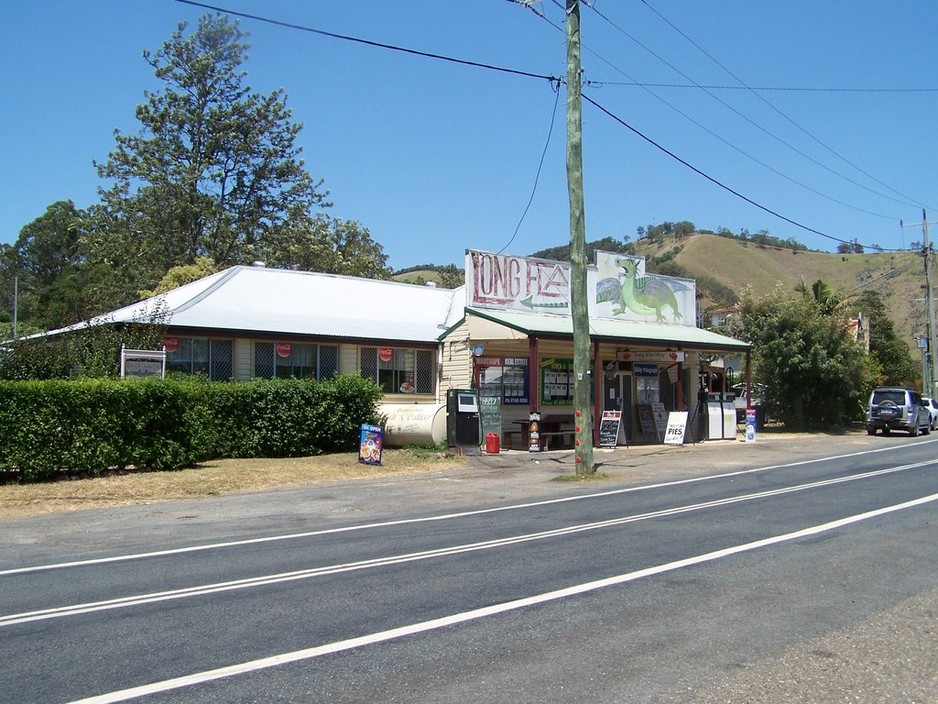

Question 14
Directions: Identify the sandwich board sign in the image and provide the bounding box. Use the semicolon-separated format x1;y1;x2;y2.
664;411;689;445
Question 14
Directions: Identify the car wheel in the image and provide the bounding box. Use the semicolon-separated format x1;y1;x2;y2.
883;426;891;436
911;421;919;437
867;426;876;436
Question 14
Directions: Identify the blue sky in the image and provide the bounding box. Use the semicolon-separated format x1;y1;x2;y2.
3;1;938;271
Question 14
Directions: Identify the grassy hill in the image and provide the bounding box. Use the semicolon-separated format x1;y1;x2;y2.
392;268;445;286
631;234;926;351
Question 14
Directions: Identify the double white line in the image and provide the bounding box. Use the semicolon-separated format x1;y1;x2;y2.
5;460;934;629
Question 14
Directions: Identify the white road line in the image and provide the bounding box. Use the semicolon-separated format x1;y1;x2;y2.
2;440;931;577
3;460;932;628
67;492;938;704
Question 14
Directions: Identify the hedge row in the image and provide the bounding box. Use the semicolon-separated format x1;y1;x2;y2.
0;375;384;482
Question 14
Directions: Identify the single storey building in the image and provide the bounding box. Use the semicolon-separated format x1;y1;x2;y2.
64;249;750;448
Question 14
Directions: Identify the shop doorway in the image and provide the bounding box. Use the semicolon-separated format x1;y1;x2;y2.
602;368;633;445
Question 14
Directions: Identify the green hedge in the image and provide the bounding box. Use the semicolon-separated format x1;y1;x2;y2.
0;375;383;482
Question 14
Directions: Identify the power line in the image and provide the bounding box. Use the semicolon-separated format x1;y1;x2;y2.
589;80;938;94
582;93;903;252
174;0;558;83
497;79;563;256
521;0;903;221
177;0;903;253
635;0;933;213
585;2;923;212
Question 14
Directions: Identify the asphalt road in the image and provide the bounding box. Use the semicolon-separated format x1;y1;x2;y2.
1;432;937;703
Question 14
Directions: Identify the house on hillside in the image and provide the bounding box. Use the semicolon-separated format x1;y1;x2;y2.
45;249;750;448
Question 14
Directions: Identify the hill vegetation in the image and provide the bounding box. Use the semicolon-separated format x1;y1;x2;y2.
628;232;925;353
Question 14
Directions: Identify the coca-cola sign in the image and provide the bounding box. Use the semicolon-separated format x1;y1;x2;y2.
276;342;293;358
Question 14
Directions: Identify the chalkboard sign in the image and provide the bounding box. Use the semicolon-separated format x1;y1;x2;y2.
651;403;668;434
479;394;501;440
599;410;621;447
637;404;658;442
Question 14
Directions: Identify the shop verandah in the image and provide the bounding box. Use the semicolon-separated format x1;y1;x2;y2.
460;308;751;450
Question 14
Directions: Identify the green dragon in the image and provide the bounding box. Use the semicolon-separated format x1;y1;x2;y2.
596;256;686;322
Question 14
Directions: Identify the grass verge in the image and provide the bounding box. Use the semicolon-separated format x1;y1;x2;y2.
0;449;469;520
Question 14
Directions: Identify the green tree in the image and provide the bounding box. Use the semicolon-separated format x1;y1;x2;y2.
731;287;876;429
795;277;848;316
673;220;695;239
89;13;330;292
139;257;219;298
273;217;391;279
855;290;919;387
437;264;465;289
2;201;107;329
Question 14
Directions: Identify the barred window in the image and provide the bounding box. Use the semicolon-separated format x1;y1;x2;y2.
253;342;339;380
360;347;435;394
254;342;274;379
166;338;233;381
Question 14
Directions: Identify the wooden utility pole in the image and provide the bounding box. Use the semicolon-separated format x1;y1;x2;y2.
923;211;938;397
566;0;594;474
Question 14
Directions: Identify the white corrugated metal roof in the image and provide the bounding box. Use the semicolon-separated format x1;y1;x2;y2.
50;266;465;344
463;307;750;351
37;266;747;352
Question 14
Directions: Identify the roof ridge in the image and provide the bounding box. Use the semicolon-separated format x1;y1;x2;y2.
170;266;245;316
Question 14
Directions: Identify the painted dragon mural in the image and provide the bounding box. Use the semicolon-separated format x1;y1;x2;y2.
596;255;690;323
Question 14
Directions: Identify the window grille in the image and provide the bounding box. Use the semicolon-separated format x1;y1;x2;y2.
209;340;233;380
254;342;340;380
254;342;274;378
360;347;435;394
319;345;339;379
166;338;233;380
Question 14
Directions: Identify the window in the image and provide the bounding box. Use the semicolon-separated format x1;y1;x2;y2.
165;338;232;380
540;357;574;406
360;347;435;394
476;356;530;406
253;342;339;380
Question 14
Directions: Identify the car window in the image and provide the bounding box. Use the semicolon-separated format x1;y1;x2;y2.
872;390;906;405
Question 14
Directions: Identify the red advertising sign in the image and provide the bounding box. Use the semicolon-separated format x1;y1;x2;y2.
276;342;292;358
162;337;179;352
378;347;394;362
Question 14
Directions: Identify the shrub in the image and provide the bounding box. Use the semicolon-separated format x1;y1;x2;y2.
0;374;383;482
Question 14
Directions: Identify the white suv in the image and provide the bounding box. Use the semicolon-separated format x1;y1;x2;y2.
924;397;938;431
866;387;931;436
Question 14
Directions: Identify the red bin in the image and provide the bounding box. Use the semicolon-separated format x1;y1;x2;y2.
485;432;500;454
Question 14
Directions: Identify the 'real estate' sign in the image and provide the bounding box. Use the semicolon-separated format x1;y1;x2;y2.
466;250;570;313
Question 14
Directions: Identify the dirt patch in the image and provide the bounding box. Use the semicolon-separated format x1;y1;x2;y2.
0;450;469;520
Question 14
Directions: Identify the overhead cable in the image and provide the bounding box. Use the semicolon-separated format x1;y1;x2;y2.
585;2;923;211
636;0;933;212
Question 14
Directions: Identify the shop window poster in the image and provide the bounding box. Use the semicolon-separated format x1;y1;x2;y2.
476;356;529;406
540;357;574;406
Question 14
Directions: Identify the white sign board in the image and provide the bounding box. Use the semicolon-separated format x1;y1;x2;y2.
664;411;689;445
120;347;166;379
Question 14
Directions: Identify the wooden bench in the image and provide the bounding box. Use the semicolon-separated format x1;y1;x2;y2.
538;430;575;450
